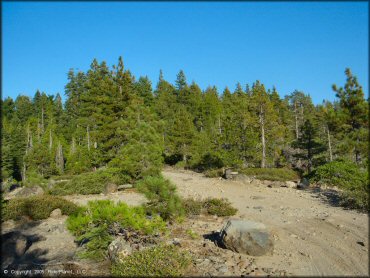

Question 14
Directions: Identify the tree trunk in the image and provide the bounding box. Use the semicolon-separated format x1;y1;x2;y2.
71;137;76;154
218;115;222;134
49;129;53;150
183;144;187;162
41;107;45;134
260;106;266;168
22;162;26;182
294;101;299;139
327;126;333;162
56;142;64;173
87;126;90;151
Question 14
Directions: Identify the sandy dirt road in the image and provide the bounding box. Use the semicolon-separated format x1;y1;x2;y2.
163;168;369;276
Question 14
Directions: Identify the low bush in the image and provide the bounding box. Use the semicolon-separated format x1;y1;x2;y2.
183;197;237;217
239;168;298;181
204;168;224;178
203;198;238;216
308;160;368;210
2;195;79;221
111;244;191;276
66;200;166;260
48;168;130;195
136;176;184;220
182;198;203;216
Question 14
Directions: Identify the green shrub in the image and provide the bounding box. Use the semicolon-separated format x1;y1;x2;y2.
183;197;238;217
240;168;298;181
182;198;203;216
308;160;368;209
2;195;79;221
174;160;187;169
203;198;238;216
111;244;191;277
204;168;224;178
66;200;166;260
136;176;184;220
49;168;130;195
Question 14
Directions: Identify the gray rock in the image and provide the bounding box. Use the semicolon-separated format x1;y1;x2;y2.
220;219;274;256
108;237;132;262
50;208;62;218
297;178;310;189
117;184;133;191
104;183;118;194
13;185;44;198
285;181;297;188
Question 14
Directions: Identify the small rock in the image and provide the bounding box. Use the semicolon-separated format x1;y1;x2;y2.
13;185;44;198
356;241;365;247
117;184;133;191
172;238;181;246
285;181;296;188
50;208;62;218
15;237;28;256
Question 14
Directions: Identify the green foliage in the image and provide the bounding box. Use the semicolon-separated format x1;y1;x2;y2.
203;198;238;216
49;168;130;195
308;160;368;209
240;167;299;181
66;200;166;260
108;98;164;182
136;176;184;220
111;244;191;277
2;195;79;221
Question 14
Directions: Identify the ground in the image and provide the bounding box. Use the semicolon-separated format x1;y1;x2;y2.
162;168;368;276
1;168;368;276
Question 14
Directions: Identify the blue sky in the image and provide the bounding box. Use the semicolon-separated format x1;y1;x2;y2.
2;1;368;104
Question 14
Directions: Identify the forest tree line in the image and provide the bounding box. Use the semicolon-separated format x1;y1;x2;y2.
1;57;368;184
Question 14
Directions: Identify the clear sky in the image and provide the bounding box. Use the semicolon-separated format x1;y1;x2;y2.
2;1;368;104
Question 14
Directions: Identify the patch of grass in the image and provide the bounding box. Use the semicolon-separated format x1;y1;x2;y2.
308;160;368;210
111;244;191;277
204;168;224;178
48;168;130;195
203;198;238;217
66;200;166;260
2;194;79;221
239;168;298;181
136;176;184;220
186;229;200;239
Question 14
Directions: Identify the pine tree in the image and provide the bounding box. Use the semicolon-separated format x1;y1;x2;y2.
332;68;368;164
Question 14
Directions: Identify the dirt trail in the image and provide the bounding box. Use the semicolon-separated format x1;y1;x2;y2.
163;168;369;276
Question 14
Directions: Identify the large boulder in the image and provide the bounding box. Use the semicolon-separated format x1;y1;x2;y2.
219;219;273;256
104;183;118;194
2;231;29;269
12;185;44;198
108;237;132;263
